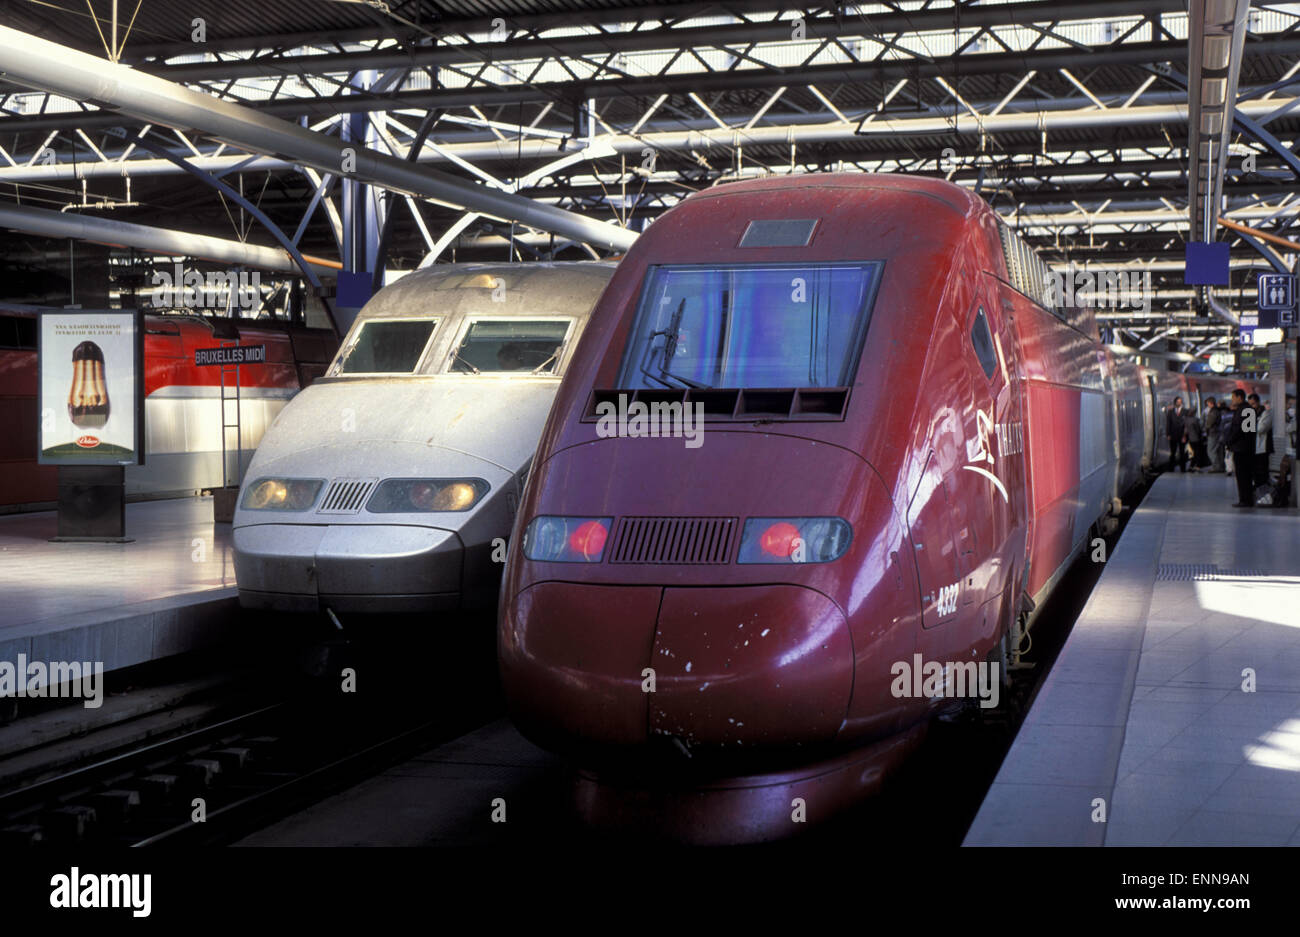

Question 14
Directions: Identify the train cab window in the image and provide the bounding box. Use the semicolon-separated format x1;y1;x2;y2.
335;318;438;374
970;308;997;379
448;318;572;374
616;261;881;390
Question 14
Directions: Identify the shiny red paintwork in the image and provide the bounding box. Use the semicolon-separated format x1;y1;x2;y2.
501;175;1024;765
498;174;1267;792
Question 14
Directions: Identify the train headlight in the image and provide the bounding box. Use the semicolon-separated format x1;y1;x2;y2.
241;478;324;511
432;482;479;511
522;516;611;563
365;478;489;513
737;517;852;564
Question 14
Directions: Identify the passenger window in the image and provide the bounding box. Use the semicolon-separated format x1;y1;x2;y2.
971;307;997;379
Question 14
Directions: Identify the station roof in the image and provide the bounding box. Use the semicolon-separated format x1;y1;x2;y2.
0;0;1296;356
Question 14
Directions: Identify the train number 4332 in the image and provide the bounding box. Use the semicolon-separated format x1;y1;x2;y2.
935;583;960;616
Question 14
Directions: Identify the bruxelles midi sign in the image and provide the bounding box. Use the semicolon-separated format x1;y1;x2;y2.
194;344;267;366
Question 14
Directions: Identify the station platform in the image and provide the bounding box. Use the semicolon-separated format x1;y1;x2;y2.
965;472;1300;846
0;497;238;678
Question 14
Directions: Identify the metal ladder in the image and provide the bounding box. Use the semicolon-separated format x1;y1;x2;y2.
218;339;242;490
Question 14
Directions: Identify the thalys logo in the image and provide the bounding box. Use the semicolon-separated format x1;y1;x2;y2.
75;435;100;448
962;410;1009;503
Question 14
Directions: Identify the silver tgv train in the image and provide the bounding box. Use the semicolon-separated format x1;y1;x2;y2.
232;261;615;614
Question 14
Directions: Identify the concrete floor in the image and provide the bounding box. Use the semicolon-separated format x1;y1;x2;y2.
966;472;1300;846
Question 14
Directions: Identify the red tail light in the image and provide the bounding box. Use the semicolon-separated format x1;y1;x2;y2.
523;516;613;563
569;520;609;559
739;517;853;564
759;521;802;558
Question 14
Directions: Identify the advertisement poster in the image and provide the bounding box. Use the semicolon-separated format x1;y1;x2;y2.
37;311;143;465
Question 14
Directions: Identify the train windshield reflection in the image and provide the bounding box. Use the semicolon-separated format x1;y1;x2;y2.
335;317;438;374
617;261;881;390
448;318;572;374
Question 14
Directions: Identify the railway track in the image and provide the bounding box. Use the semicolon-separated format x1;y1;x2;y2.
0;625;504;847
0;691;501;847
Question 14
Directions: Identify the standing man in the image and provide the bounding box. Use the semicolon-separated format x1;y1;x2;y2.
1204;397;1225;472
1165;396;1187;472
1250;394;1273;489
1223;389;1257;506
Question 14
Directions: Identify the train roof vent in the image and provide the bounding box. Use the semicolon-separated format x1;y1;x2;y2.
739;219;818;248
317;477;378;514
610;516;736;565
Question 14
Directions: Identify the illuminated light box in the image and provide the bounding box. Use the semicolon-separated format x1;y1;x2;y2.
38;310;143;466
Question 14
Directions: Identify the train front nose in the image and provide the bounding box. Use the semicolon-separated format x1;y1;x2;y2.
500;433;918;759
648;584;853;747
501;581;854;753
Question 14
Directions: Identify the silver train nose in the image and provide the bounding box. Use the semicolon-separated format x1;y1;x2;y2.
234;521;466;614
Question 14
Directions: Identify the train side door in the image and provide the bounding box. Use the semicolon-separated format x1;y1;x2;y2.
1145;374;1157;467
908;452;964;628
999;292;1032;569
947;297;1012;610
143;319;185;456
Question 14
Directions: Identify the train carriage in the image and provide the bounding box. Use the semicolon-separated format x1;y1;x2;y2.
231;261;615;614
496;173;1267;840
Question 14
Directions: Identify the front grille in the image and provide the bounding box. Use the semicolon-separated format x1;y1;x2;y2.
317;478;378;514
610;516;736;564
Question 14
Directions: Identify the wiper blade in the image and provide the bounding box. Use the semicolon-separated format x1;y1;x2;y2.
451;350;480;374
637;297;710;389
529;352;559;374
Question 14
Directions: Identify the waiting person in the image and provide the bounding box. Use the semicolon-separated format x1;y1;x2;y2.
1165;396;1187;472
1223;389;1257;506
1250;394;1274;489
1184;406;1208;470
1204;397;1225;472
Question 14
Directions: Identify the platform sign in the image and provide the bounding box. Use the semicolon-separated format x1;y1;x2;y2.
1243;327;1285;347
1237;346;1270;374
37;310;144;466
1258;272;1294;315
1185;241;1230;285
194;344;266;366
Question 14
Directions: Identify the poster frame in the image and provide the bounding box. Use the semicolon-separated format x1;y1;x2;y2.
36;308;145;467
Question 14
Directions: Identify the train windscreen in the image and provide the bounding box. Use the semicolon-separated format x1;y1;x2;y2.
448;318;572;374
335;318;438;374
616;262;881;390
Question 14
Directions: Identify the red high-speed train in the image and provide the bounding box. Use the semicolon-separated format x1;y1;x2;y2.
0;304;335;511
497;173;1265;842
